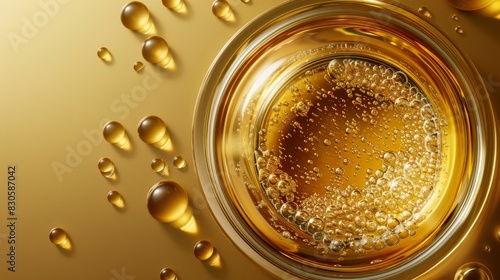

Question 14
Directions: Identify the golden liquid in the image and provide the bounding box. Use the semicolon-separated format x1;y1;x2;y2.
455;26;465;34
212;0;234;22
107;190;125;208
194;240;214;260
151;158;169;175
97;157;115;178
417;7;432;18
172;155;186;169
159;268;177;280
120;1;155;34
97;47;112;62
133;61;144;72
103;121;130;149
254;58;447;258
146;181;188;223
137;115;172;150
162;0;186;13
142;36;174;69
49;228;71;250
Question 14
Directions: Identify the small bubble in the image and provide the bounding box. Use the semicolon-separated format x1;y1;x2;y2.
212;0;235;22
282;231;291;238
97;47;112;62
133;61;144;72
383;151;397;165
327;59;346;79
484;245;491;252
160;268;178;280
418;7;432;18
49;228;72;250
452;14;459;21
173;155;187;169
323;139;332;146
330;239;346;252
455;26;464;34
120;1;155;34
98;157;116;179
107;190;125;208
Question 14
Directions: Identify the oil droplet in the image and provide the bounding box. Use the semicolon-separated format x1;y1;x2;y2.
212;0;235;22
142;36;175;70
49;228;72;250
133;61;144;72
107;190;125;208
455;263;492;280
162;0;187;14
160;268;177;280
418;7;432;18
120;1;155;34
103;121;130;150
173;155;186;169
137;115;172;150
194;240;221;267
147;181;196;233
97;47;112;62
452;14;459;21
151;158;169;175
98;157;116;179
455;26;464;34
484;245;491;252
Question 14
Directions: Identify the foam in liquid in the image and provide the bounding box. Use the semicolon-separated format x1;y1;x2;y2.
255;58;445;255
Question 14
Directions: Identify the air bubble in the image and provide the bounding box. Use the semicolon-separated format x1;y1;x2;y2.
327;59;346;79
49;228;72;250
97;47;112;62
330;239;346;252
383;151;397;165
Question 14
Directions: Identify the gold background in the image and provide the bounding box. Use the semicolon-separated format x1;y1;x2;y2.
0;0;499;279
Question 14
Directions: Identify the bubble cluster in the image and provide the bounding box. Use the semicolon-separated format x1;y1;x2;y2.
254;58;445;254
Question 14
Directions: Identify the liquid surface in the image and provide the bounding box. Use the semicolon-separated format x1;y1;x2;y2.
255;58;445;255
